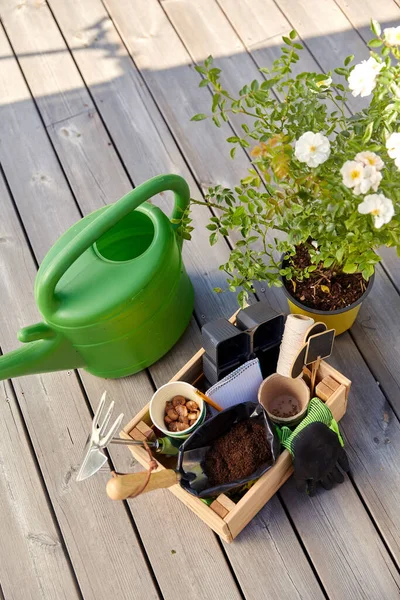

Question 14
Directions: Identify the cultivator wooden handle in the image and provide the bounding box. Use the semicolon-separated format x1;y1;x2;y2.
106;469;178;500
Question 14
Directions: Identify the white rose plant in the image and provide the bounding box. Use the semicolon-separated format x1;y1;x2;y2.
186;20;400;308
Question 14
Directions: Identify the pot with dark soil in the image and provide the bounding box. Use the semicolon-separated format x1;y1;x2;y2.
280;245;374;335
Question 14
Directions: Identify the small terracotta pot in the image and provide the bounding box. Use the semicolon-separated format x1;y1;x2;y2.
258;373;310;427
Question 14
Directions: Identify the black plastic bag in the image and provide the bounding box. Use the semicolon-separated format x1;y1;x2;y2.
177;401;280;498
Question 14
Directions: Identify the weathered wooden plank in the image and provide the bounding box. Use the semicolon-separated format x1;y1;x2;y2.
0;378;79;599
329;333;400;562
280;476;400;599
0;24;160;600
1;2;245;599
0;0;92;127
274;0;368;113
0;210;79;599
334;0;400;43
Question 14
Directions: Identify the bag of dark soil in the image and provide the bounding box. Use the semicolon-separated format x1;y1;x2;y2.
177;401;280;498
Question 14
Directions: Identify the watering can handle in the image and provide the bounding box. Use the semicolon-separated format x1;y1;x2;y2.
37;174;190;314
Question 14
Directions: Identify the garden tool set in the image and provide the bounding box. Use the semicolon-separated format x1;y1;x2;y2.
77;304;348;507
77;392;182;482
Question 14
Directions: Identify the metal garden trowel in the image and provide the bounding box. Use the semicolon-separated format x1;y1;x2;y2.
77;392;180;482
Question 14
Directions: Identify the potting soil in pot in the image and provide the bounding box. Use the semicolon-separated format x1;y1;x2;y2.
285;244;367;311
204;418;271;486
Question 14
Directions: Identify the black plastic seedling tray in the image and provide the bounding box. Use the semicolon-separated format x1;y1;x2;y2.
202;319;251;368
236;304;284;353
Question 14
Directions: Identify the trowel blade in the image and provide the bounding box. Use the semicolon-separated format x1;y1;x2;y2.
181;447;209;492
77;443;108;482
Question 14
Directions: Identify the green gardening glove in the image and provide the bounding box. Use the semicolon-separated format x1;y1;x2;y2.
278;398;350;496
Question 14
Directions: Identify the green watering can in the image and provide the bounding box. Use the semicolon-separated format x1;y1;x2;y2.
0;174;194;380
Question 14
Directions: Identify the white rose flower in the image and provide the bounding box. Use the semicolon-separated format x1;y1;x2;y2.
386;132;400;160
358;193;394;228
340;160;382;195
310;76;332;93
355;151;384;171
355;165;382;195
384;26;400;46
340;160;364;189
348;57;383;97
316;76;332;89
294;131;331;167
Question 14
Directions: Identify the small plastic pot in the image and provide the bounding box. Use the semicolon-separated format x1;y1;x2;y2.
201;319;251;372
236;303;284;352
280;260;375;335
255;344;280;379
149;381;206;439
258;373;310;427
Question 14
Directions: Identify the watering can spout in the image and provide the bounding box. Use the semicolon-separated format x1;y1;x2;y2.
0;322;85;381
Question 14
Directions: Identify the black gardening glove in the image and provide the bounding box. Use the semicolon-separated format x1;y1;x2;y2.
279;398;350;496
292;421;350;496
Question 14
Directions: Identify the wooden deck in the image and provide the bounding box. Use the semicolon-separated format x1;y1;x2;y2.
0;0;400;598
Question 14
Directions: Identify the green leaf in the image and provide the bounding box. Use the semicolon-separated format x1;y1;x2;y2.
323;257;335;268
334;67;348;76
363;121;374;144
237;290;247;307
212;115;221;127
199;79;209;88
194;65;207;75
343;263;357;274
213;287;223;293
251;79;259;91
370;19;382;37
191;113;207;121
282;36;293;45
204;55;213;69
362;264;374;279
209;232;218;246
230;147;237;159
368;38;383;48
336;248;345;263
211;93;220;112
344;54;354;66
206;224;217;231
293;43;304;50
226;136;240;143
289;29;297;40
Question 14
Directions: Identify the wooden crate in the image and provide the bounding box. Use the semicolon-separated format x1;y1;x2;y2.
122;347;351;543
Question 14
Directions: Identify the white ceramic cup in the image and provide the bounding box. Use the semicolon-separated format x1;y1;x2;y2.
149;381;206;439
